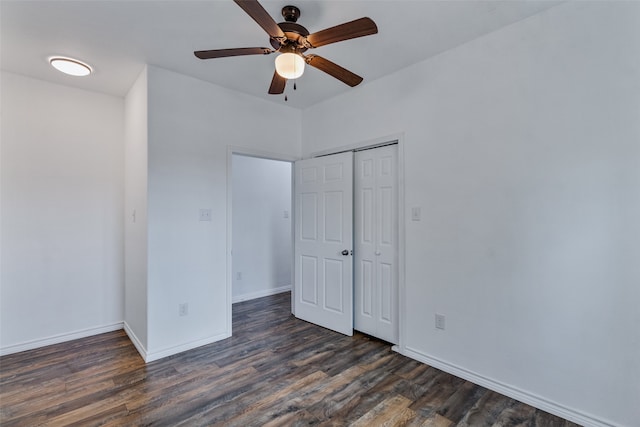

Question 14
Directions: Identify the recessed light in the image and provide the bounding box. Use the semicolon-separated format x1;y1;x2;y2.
49;57;92;77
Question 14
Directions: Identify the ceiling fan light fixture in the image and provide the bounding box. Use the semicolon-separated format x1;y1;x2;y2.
49;56;92;77
275;52;305;79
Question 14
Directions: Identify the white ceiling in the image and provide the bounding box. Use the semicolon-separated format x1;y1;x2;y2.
1;0;561;109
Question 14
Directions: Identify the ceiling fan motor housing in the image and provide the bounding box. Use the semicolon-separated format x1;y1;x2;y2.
270;6;309;52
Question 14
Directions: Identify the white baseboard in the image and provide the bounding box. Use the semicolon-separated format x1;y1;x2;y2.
400;345;618;427
123;322;147;361
124;322;231;363
144;331;230;363
0;322;123;356
232;285;291;304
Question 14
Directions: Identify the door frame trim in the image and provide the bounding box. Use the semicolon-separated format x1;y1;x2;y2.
226;146;299;336
307;132;406;349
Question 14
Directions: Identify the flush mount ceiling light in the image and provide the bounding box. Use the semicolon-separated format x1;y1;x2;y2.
49;57;92;76
274;52;305;79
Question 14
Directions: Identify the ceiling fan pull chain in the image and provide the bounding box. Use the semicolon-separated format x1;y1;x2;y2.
294;82;297;91
285;94;288;102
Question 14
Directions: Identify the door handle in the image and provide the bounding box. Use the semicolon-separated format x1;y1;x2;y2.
341;249;350;256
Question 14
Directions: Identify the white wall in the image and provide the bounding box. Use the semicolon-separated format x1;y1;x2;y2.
2;3;637;424
232;155;292;302
144;66;300;360
124;67;149;352
301;3;640;427
0;72;125;353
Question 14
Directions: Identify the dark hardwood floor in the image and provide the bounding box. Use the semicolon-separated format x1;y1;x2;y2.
0;292;579;426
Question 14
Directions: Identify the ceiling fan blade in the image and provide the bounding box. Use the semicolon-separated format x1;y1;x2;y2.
234;0;286;40
306;17;378;48
305;55;363;87
268;71;287;94
194;47;272;59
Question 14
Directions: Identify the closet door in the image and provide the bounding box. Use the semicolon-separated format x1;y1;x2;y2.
294;152;354;336
354;145;398;343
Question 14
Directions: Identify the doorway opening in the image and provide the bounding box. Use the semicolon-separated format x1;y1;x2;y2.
231;154;293;308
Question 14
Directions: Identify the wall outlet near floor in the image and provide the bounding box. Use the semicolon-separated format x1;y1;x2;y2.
435;313;445;330
179;303;189;317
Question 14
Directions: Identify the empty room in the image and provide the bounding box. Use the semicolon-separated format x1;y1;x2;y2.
1;1;638;426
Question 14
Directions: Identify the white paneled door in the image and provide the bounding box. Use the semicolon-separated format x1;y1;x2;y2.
294;152;354;335
354;145;398;344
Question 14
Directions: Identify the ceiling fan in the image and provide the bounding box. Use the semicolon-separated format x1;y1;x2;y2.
194;0;378;95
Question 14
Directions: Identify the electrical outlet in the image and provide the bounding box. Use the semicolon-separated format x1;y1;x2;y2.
435;313;445;330
179;303;189;317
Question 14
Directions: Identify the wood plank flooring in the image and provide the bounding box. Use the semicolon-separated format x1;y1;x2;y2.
0;292;580;426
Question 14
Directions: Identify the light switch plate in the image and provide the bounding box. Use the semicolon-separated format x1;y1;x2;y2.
199;209;212;221
411;207;421;221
